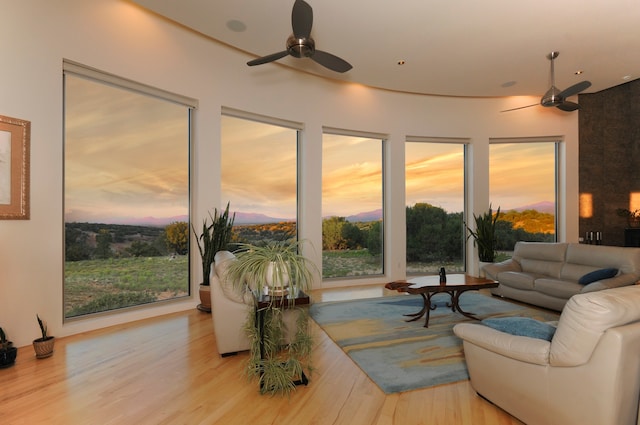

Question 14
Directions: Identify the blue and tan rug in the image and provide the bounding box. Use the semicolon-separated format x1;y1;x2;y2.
309;292;559;394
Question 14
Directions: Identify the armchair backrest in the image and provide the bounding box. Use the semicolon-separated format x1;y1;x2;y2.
211;250;252;304
550;285;640;366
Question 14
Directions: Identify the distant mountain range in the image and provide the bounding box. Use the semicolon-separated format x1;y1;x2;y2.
72;202;554;227
507;201;555;214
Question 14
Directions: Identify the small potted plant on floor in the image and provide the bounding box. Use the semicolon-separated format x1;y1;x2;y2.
225;239;318;395
33;315;55;359
192;202;235;312
466;204;501;275
0;327;18;368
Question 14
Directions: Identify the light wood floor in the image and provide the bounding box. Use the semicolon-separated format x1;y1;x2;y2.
0;285;524;425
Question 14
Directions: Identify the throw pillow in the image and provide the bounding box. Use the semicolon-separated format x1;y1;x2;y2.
578;268;618;285
481;317;557;341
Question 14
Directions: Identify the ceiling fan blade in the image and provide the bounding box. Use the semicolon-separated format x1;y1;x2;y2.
556;101;580;112
500;104;538;113
558;80;592;98
247;51;289;66
292;0;313;39
311;50;352;73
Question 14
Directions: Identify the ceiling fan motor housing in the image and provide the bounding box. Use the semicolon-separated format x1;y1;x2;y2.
541;86;563;107
287;35;315;58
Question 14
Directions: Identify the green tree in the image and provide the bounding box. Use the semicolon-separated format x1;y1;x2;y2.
406;203;449;262
65;225;92;261
126;241;161;257
322;216;348;250
366;221;383;256
94;229;113;259
166;221;189;255
342;222;364;249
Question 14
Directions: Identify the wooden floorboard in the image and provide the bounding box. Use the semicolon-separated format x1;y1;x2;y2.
0;286;524;425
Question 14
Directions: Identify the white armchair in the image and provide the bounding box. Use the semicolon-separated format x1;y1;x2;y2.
453;285;640;425
209;250;300;357
210;250;253;356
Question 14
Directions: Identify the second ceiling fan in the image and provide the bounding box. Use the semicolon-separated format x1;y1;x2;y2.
246;0;352;73
502;52;591;112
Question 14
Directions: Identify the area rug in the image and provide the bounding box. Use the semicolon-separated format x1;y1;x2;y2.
309;292;559;394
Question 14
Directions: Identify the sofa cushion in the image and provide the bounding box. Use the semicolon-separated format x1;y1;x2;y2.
578;268;618;285
481;317;557;341
534;278;583;299
496;271;538;291
566;243;640;275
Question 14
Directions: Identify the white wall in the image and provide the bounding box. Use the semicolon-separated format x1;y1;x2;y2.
0;0;579;347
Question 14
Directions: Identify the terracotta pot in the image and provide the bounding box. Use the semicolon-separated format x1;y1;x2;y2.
33;336;55;359
198;284;212;313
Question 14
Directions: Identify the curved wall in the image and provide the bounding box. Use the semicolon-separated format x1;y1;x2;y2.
0;0;579;346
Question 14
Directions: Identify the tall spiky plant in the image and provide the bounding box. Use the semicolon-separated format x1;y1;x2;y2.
192;202;235;285
466;205;501;262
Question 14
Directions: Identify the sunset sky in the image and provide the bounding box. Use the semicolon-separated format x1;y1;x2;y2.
66;78;554;225
65;75;189;224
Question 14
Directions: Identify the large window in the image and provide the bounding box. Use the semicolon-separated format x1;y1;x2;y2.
405;140;466;274
64;63;193;319
489;140;558;255
322;132;384;278
221;113;299;245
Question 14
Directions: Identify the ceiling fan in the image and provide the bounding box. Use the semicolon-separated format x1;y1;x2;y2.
246;0;353;73
502;52;591;112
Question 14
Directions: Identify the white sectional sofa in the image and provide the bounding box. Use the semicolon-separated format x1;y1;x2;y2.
483;242;640;311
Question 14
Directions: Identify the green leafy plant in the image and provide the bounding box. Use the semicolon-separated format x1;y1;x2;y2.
36;314;53;341
466;205;501;262
225;239;318;395
192;202;235;285
0;327;13;351
226;239;317;297
616;208;640;227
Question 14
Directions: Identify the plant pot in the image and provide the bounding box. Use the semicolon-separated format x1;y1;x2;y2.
0;346;17;368
33;336;55;359
197;284;212;313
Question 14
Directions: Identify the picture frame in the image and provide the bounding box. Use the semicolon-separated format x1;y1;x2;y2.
0;114;30;219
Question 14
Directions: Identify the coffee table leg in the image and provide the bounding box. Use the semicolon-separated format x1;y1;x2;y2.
402;293;439;328
404;293;428;321
450;289;480;320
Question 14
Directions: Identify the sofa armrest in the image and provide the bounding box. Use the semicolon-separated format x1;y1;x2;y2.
482;259;522;280
453;323;551;365
580;274;640;293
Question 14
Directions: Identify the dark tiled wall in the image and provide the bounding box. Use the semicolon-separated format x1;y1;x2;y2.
579;78;640;246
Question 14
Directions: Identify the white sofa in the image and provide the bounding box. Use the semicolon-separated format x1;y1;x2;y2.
453;285;640;425
484;242;640;311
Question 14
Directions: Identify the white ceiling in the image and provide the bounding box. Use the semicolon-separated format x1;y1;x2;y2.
131;0;640;98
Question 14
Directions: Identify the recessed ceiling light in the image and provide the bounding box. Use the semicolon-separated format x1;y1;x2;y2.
226;19;247;32
397;60;405;65
501;81;517;88
623;75;632;80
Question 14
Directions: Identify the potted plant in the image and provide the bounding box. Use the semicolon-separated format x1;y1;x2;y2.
616;208;640;228
192;202;235;312
466;205;501;275
33;315;55;359
225;239;318;395
0;327;18;368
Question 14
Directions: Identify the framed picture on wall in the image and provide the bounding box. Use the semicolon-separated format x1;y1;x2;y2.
0;114;30;219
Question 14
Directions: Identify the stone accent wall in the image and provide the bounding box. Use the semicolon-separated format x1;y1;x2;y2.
579;78;640;246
